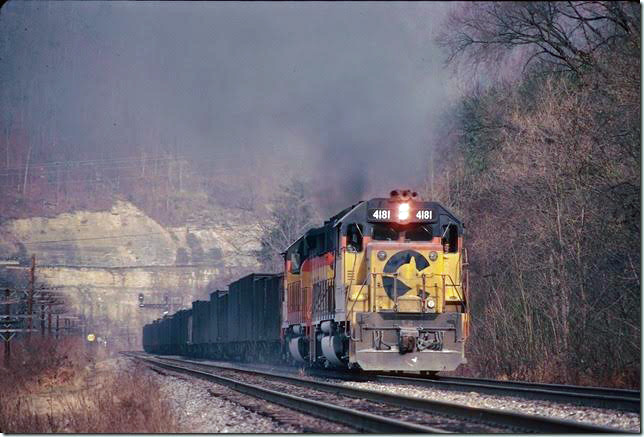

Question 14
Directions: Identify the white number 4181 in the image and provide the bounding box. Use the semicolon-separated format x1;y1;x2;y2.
372;210;390;220
416;210;432;220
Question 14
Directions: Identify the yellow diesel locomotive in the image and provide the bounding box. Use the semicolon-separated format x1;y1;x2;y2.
143;189;470;374
283;189;469;371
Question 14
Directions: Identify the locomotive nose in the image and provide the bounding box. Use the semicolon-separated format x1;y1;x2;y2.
368;245;441;313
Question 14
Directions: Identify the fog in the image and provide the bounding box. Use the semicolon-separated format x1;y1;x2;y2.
1;1;454;214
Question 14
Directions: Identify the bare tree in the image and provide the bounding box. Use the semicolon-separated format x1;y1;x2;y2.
438;2;640;76
430;2;640;385
256;177;318;272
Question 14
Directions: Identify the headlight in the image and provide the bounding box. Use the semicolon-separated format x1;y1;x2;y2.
377;250;387;261
426;299;436;309
398;202;410;221
429;251;438;261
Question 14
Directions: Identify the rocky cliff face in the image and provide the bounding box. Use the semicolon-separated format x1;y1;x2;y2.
3;201;260;268
0;201;262;348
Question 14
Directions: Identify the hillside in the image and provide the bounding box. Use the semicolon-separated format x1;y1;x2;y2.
0;200;262;349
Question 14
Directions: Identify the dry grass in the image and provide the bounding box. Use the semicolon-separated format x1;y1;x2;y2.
0;337;177;433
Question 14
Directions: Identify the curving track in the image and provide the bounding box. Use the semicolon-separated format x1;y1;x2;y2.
124;352;628;433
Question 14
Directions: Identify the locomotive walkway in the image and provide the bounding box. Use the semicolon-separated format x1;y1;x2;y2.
124;352;629;433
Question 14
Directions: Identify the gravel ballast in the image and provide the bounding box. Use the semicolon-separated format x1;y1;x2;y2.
333;379;641;432
152;370;292;433
135;355;640;433
194;359;640;432
136;361;353;433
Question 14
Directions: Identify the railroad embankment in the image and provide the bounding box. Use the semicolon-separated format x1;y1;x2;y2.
0;338;177;433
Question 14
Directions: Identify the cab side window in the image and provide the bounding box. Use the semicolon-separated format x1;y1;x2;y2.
290;252;301;273
289;240;305;273
306;235;317;255
346;224;363;252
442;224;459;253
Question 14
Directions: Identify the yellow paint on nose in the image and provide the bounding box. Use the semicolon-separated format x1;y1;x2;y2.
398;256;418;282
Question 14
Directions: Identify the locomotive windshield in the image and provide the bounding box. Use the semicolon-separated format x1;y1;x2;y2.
405;224;432;241
371;223;433;241
372;223;399;241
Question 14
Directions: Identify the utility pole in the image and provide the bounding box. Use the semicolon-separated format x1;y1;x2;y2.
27;255;35;341
4;288;10;362
47;303;52;336
40;302;45;337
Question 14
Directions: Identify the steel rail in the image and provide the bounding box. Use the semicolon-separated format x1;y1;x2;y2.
374;375;641;412
287;363;639;412
127;354;446;433
438;375;640;399
141;354;626;433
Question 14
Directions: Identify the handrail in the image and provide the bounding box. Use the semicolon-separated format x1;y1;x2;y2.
442;272;467;313
368;271;467;312
343;246;357;324
393;272;398;311
347;278;368;342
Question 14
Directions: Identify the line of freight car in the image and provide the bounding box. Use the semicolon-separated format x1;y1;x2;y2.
142;273;284;363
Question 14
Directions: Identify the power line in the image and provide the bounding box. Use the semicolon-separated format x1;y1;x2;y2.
0;172;182;189
0;151;232;175
19;224;242;245
0;159;188;179
0;155;185;172
21;230;183;245
0;156;229;187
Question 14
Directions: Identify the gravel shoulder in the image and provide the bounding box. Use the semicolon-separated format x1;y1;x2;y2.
133;359;352;433
332;379;641;433
145;368;297;433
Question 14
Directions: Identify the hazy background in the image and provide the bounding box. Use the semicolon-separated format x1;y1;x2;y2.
1;1;454;215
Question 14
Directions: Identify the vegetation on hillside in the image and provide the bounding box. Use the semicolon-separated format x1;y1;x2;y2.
0;151;272;227
430;1;640;386
256;178;320;272
0;338;177;433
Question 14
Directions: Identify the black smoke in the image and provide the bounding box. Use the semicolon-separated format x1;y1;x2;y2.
0;1;453;216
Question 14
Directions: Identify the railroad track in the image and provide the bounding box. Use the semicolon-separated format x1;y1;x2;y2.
125;352;445;433
124;352;626;433
145;356;639;412
372;374;641;413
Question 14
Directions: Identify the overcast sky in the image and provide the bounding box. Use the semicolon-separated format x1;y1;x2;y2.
1;1;456;214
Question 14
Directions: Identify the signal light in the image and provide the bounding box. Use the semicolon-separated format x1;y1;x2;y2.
398;202;410;221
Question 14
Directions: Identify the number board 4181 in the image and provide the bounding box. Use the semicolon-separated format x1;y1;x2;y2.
367;208;437;223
